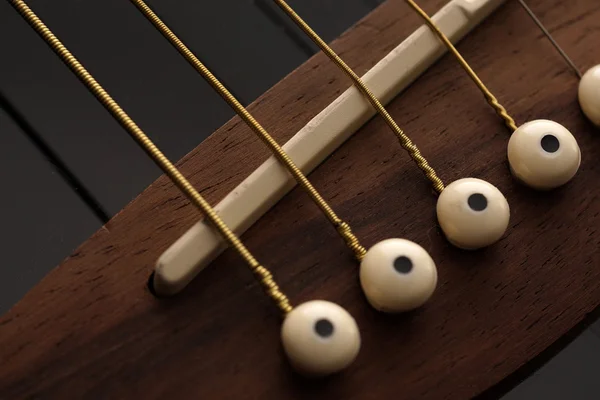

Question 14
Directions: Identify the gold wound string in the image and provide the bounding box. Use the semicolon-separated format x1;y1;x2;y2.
129;0;367;260
405;0;518;132
273;0;445;194
8;0;293;315
516;0;582;79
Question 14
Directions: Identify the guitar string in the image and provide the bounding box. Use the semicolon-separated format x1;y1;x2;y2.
516;0;582;79
129;0;368;261
8;0;293;315
405;0;518;132
273;0;446;194
0;90;111;223
254;0;318;57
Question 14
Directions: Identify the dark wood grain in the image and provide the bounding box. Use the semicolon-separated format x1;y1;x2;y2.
1;0;599;398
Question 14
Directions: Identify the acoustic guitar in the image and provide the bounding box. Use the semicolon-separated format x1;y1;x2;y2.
1;0;599;398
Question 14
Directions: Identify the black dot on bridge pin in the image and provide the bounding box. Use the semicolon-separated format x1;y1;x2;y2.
541;134;560;153
393;256;413;274
468;193;488;212
314;319;334;338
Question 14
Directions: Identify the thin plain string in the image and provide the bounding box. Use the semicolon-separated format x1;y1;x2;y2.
405;0;518;132
516;0;582;79
273;0;446;194
129;0;368;261
8;0;293;315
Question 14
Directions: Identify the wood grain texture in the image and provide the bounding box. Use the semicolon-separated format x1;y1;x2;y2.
1;0;599;398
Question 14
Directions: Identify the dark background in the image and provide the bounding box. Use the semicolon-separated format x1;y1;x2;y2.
1;0;598;397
